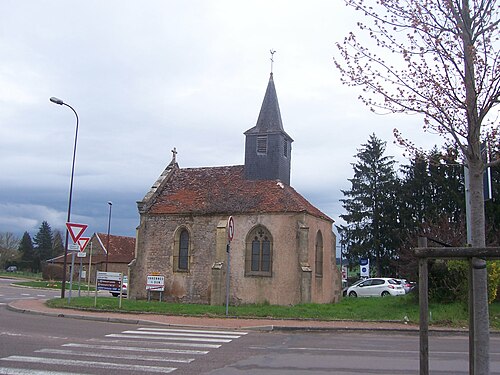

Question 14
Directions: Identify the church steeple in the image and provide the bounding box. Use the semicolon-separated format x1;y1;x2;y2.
244;72;294;185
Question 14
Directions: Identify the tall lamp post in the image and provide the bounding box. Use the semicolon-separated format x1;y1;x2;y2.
50;96;79;299
105;201;112;271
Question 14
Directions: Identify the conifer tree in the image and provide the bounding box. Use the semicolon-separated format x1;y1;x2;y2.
51;229;64;258
339;134;400;276
18;231;34;271
33;221;53;272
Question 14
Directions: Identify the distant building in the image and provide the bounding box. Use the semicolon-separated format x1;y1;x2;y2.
45;233;135;282
129;73;341;305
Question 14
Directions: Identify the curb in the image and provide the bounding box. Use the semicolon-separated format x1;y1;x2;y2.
6;301;482;335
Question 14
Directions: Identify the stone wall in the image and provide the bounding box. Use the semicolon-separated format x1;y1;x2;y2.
130;211;341;305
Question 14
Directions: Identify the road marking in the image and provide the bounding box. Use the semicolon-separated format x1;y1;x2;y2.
63;343;209;355
1;356;177;373
36;349;195;363
91;338;221;349
0;367;88;375
138;327;248;335
123;329;241;339
106;333;232;342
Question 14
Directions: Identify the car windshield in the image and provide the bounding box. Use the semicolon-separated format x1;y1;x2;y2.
388;279;399;285
350;279;364;287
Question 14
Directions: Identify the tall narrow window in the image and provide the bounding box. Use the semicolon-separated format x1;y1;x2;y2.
257;136;267;154
246;226;273;276
177;229;189;272
315;231;323;277
283;138;288;157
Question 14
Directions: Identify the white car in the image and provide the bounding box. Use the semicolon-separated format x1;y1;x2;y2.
346;277;405;297
111;275;127;297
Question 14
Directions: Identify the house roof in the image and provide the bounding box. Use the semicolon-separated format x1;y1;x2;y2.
46;233;135;264
146;165;332;221
96;233;135;263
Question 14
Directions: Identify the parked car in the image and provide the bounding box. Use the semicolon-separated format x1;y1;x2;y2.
346;277;405;297
342;279;364;297
5;266;17;272
111;275;127;297
396;279;415;294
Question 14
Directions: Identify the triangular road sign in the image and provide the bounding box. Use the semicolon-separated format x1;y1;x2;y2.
78;237;90;252
66;222;88;244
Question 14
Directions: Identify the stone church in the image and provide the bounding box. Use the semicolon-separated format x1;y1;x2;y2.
129;73;341;305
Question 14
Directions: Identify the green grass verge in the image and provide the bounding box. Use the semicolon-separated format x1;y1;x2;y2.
45;294;500;329
10;280;95;291
0;271;42;280
9;279;500;329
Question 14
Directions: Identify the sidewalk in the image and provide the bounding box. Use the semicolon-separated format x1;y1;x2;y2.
7;298;464;333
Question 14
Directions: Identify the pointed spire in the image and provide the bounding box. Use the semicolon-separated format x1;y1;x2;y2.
253;73;284;133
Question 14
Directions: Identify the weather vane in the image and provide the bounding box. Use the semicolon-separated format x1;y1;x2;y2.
270;49;276;73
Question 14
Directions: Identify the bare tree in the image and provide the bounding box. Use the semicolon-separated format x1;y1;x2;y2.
334;1;500;373
0;232;20;268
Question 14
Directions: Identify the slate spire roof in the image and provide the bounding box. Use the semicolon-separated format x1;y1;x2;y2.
244;73;292;140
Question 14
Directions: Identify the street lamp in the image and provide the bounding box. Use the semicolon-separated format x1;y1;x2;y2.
105;201;112;271
50;96;79;299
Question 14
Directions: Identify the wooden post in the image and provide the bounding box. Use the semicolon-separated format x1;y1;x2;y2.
418;236;429;375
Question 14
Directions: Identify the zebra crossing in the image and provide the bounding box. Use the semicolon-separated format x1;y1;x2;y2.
0;326;248;374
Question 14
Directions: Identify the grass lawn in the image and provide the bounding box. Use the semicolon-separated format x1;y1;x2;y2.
7;278;500;329
45;294;500;329
5;278;94;291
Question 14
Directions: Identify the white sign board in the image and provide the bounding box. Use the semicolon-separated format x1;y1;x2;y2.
360;259;370;277
146;275;165;291
96;271;123;292
68;243;80;251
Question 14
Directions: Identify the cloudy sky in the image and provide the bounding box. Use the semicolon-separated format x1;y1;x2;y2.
0;1;444;241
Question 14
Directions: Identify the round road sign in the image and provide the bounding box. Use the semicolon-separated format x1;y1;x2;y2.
227;216;234;242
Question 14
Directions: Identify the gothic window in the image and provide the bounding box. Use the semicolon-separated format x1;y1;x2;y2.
315;230;323;277
245;225;272;276
283;138;288;157
257;136;267;154
174;227;190;272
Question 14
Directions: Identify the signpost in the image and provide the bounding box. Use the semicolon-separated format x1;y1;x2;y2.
65;222;88;303
96;271;124;308
146;275;165;301
76;237;89;297
226;216;234;316
360;258;370;278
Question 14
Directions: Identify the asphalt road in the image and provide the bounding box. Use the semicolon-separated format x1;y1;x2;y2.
2;277;500;374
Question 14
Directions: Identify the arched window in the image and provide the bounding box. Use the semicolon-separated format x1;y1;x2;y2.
315;230;323;277
174;227;190;272
245;225;273;276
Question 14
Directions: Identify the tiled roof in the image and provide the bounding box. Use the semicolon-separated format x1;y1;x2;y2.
96;233;135;263
148;165;332;221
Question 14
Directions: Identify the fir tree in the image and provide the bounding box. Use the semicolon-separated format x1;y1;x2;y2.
33;221;53;272
339;134;400;276
51;229;64;258
18;231;34;272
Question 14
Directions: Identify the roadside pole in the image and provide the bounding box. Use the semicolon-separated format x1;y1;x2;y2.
225;216;234;317
87;242;93;296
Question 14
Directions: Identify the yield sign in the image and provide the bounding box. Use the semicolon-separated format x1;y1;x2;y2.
66;222;88;244
78;237;90;252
